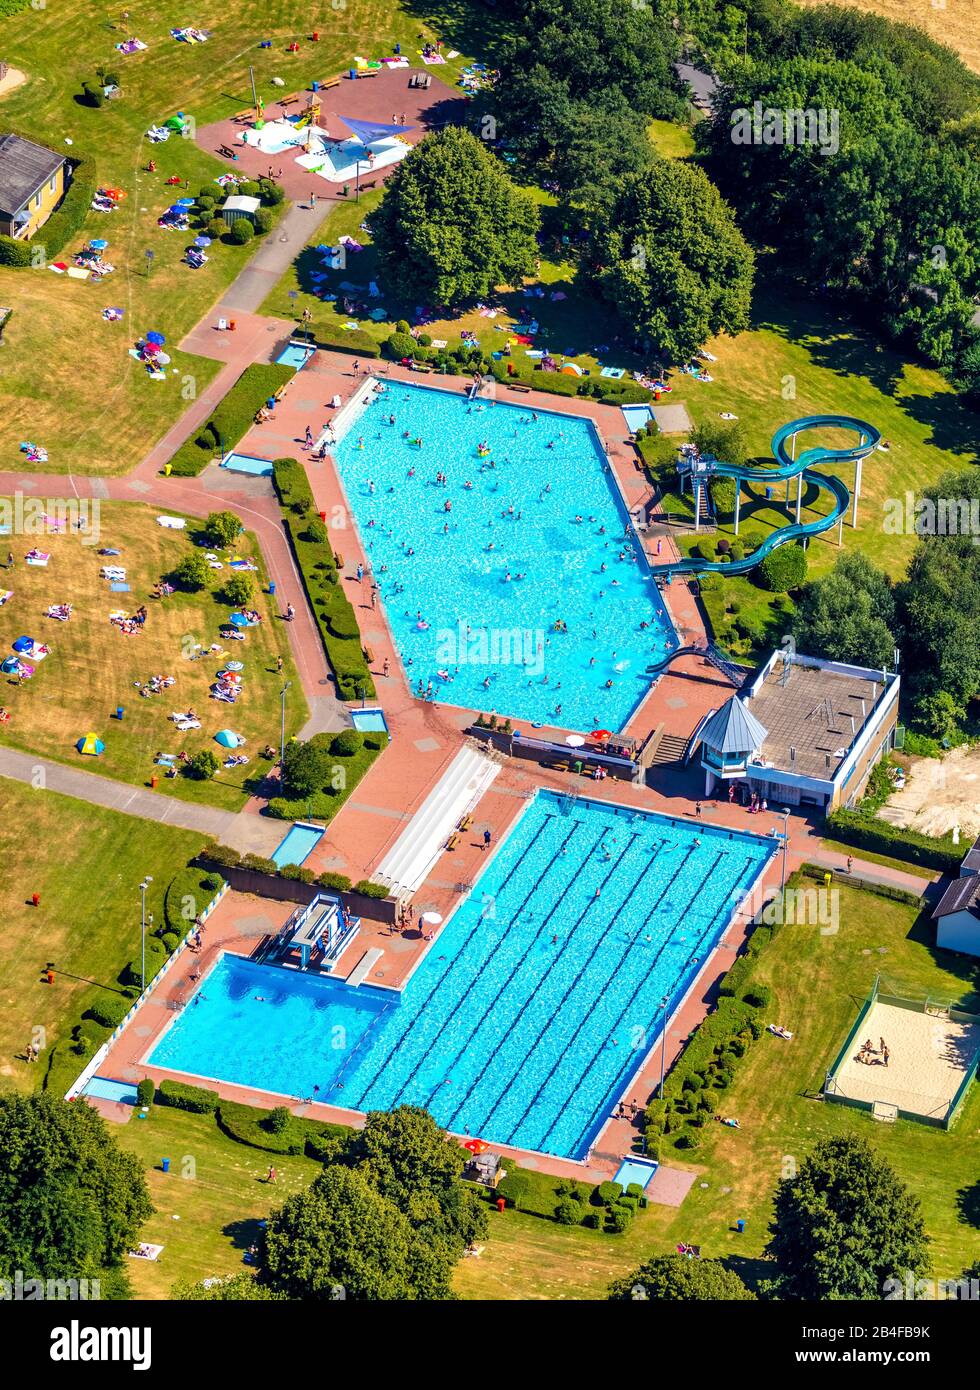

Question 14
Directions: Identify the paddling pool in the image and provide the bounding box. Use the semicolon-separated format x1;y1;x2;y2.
276;341;316;370
622;405;655;434
220;453;275;477
351;706;390;737
83;1077;139;1105
271;821;324;868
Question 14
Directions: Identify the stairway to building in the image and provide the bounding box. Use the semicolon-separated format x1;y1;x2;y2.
650;732;690;766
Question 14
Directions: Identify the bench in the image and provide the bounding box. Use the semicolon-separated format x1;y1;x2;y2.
507;383;531;393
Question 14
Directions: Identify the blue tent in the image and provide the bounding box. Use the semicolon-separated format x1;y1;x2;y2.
214;729;242;748
337;115;413;145
12;636;34;653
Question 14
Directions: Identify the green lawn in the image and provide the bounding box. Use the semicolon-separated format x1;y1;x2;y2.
0;780;205;1093
0;0;487;475
114;1106;321;1298
0;501;307;809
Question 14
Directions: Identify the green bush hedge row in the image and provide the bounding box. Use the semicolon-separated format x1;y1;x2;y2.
314;323;381;356
35;153;97;261
163;867;223;935
271;456;375;700
157;1079;221;1114
824;810;960;872
217;1100;347;1157
167;364;294;476
199;844;387;898
84;991;137;1030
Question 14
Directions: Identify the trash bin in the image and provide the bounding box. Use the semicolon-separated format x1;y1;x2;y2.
573;759;583;775
268;580;276;596
116;706;124;719
349;68;357;80
163;463;172;476
736;1218;746;1233
319;510;327;522
162;1158;171;1174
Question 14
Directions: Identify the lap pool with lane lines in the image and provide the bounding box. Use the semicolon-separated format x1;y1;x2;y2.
148;793;775;1159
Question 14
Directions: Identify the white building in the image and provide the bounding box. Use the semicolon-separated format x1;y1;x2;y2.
933;874;980;958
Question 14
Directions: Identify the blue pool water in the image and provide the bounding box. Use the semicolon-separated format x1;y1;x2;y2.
220;452;274;477
276;341;316;369
270;821;324;868
149;792;774;1159
83;1077;139;1105
350;706;390;735
622;404;655;434
614;1157;659;1190
332;383;678;731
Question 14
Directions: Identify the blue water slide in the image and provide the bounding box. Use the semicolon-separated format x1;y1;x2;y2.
648;414;880;579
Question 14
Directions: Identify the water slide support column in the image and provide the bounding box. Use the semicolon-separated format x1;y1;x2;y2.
795;470;803;524
852;451;863;528
694;479;701;533
733;481;741;536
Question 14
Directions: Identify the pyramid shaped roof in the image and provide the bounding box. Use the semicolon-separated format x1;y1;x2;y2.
700;696;768;756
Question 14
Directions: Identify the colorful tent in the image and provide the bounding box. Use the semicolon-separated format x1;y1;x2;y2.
11;636;34;653
214;729;243;748
76;734;105;756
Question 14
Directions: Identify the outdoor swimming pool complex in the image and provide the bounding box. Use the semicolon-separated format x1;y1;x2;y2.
332;384;678;730
149;793;774;1159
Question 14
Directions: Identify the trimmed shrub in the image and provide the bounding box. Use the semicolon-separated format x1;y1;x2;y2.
318;871;353;893
757;542;807;592
582;1209;602;1229
554;1197;584;1225
165;364;293;476
267;1105;291;1134
607;1204;633;1233
228;218;254;245
84;993;134;1030
330;729;361;757
823;810;960;872
596;1180;622;1205
165;867;222;934
33;152;97;262
185;750;219;781
0;236;32;267
385;331;418;360
157;1079;220;1113
202;844;242;869
278;864;316;884
352;880;389;899
136;1079;155;1108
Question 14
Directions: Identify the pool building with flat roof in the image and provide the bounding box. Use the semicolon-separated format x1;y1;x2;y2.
697;650;900;812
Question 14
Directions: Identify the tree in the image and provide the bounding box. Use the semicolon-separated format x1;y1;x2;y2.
332;1106;488;1254
0;1094;151;1281
185;750;219;781
692;420;748;469
204;511;242;548
282;734;333;798
766;1134;928;1300
223;573;255;608
594;160;754;361
757;541;807;592
608;1254;755;1301
792;552;896;668
368;127;540;308
260;1165;453;1300
172;551;211;591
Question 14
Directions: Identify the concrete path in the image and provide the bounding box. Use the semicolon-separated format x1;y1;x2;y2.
212;202;333;315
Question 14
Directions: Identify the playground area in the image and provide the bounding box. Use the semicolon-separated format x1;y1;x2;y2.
825;992;980;1127
197;66;468;201
0;501;303;808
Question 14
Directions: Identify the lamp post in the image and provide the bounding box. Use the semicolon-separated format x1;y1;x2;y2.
780;807;791;891
280;681;292;768
139;877;153;990
144;248;154;279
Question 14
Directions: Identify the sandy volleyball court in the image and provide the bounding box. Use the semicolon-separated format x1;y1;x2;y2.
880;746;980;838
831;1000;980;1122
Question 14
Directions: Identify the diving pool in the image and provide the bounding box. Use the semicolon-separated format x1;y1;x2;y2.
148;792;774;1160
332;383;678;731
270;821;324;868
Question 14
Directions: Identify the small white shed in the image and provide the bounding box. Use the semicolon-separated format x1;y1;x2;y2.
933;874;980;957
220;194;260;226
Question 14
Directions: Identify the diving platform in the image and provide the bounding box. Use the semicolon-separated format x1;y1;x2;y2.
256;892;360;973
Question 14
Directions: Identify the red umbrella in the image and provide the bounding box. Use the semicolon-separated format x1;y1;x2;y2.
464;1138;489;1154
589;729;612;742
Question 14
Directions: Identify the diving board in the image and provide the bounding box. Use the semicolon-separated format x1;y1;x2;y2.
347;947;383;987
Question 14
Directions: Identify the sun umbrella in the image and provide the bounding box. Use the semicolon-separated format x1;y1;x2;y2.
76;734;105;756
565;734;585;747
463;1138;489;1155
175;198;195;208
588;729;612;742
214;729;242;748
193;236;211;248
145;330;166;346
217;671;242;685
420;911;443;926
223;661;244;672
228;612;249;627
143;341;161;353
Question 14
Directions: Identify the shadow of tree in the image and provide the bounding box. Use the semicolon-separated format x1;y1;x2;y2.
956;1181;980;1231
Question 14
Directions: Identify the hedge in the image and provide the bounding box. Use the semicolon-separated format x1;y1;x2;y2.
166;364;294;476
34;152;98;262
84;992;136;1029
0;236;32;267
272;456;375;700
824;810;960;872
157;1079;220;1114
164;867;223;935
316;323;381;357
217;1100;347;1157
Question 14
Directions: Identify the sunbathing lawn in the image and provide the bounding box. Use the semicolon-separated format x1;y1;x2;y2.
0;780;204;1092
0;0;490;476
0;500;306;809
114;1107;321;1299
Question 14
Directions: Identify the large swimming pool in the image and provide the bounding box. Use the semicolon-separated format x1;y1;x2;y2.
332;383;678;731
148;792;774;1159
